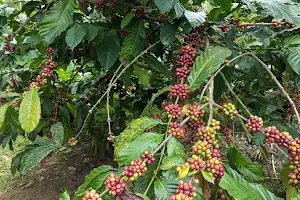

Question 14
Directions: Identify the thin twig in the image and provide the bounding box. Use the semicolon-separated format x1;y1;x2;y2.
207;78;214;127
249;53;300;126
220;72;251;116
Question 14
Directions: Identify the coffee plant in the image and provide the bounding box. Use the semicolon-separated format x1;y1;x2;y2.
1;0;300;199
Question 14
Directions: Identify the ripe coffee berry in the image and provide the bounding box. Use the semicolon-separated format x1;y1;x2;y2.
68;137;78;146
185;32;205;47
123;159;147;182
120;29;129;36
193;140;213;159
187;104;205;120
206;158;225;182
178;54;194;67
168;122;185;138
245;115;263;133
181;45;196;57
197;126;218;145
218;24;229;32
46;47;54;56
222;127;232;136
5;34;12;41
105;173;126;196
141;150;156;164
176;67;190;79
95;0;105;9
223;103;238;119
188;118;206;129
135;7;145;18
264;126;280;143
163;104;182;119
4;43;13;52
188;155;206;171
82;189;102;200
152;113;163;120
169;181;197;200
169;84;189;100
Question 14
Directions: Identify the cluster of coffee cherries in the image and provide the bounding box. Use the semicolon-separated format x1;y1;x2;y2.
222;127;232;144
4;34;13;52
217;189;227;200
163;103;182;119
188;118;206;129
228;17;240;25
185;32;205;47
187;155;206;171
95;0;105;9
272;19;295;29
245;115;263;133
218;24;229;33
176;45;196;79
264;126;300;187
186;104;206;120
82;190;102;200
123;159;147;183
169;181;197;200
134;6;145;18
105;174;126;196
169;84;189;100
222;103;238;119
5;79;17;93
169;122;186;138
141;150;156;164
197;126;219;147
68;137;78;147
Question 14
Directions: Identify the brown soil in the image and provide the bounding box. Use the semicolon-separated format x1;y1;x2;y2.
0;144;114;200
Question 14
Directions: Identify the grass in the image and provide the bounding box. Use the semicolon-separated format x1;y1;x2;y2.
0;136;29;193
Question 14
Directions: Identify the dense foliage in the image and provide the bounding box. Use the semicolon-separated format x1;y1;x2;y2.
1;0;300;199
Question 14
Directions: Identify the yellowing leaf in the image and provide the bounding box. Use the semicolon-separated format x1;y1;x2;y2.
178;165;190;179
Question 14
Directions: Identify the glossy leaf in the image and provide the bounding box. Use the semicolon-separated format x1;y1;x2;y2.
286;186;300;200
121;13;134;29
160;22;177;46
237;163;264;182
280;163;291;188
287;47;300;75
252;132;265;146
82;24;98;41
0;102;11;129
201;170;215;184
135;161;158;196
187;47;232;91
178;165;189;178
219;174;284;200
117;132;163;166
134;66;149;88
74;165;113;200
114;117;161;158
160;155;184;170
284;35;300;46
51;122;64;146
154;0;176;12
66;24;86;50
19;89;41;133
227;146;251;167
167;137;188;160
154;179;178;200
143;54;170;75
38;0;74;44
96;30;120;69
184;10;207;28
224;165;247;182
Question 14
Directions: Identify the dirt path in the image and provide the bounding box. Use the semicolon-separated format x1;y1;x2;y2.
0;144;114;200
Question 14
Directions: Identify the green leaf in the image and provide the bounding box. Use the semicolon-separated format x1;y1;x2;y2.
134;66;149;88
160;22;177;46
201;170;215;184
59;105;70;124
237;163;264;182
280;163;291;188
19;89;41;133
82;24;98;42
121;13;134;29
184;10;207;28
227;146;251;167
117;132;163;166
0;15;8;26
224;165;247;182
135;193;150;200
255;1;300;26
178;165;189;178
160;155;184;170
135;161;158;196
12;138;57;174
219;174;284;200
141;86;170;117
0;102;11;129
143;54;170;75
94;27;105;43
21;1;44;16
97;30;120;69
284;35;300;46
187;47;232;91
59;191;70;200
38;0;74;44
154;0;176;12
167;137;188;160
154;179;178;200
114;117;161;158
286;186;300;200
120;19;146;61
74;165;113;200
51;122;64;146
287;47;300;75
174;2;185;18
66;24;86;50
252;132;265;146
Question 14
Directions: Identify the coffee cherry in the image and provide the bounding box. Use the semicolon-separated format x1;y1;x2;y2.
193;140;213;159
206;157;225;182
141;150;156;164
245;115;263;133
185;32;205;47
218;24;229;32
105;173;125;196
181;45;196;57
5;34;12;41
82;190;102;200
169;181;197;200
211;119;221;130
188;118;206;129
29;81;39;89
197;126;218;146
152;113;163;120
46;47;54;56
120;29;129;36
169;84;189;100
123;159;147;182
223;103;238;119
68;137;78;146
135;7;145;18
4;43;13;52
163;104;182;119
95;0;105;9
168;122;185;138
222;127;232;136
186;104;205;120
176;67;190;79
178;54;194;67
188;155;206;171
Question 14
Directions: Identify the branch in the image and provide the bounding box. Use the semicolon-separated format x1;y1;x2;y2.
213;102;247;121
220;72;252;116
249;53;300;126
207;78;214;127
